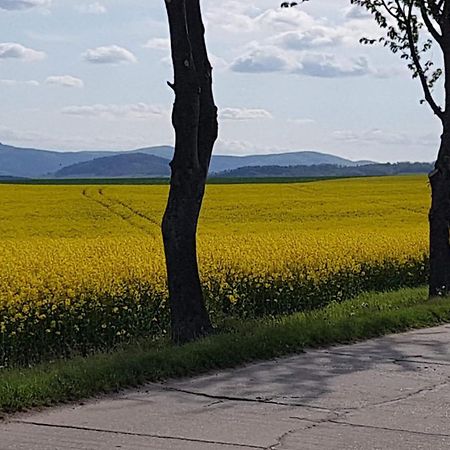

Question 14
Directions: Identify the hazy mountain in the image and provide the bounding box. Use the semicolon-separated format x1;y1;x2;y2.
0;142;373;178
127;148;368;173
216;162;433;178
54;153;171;178
0;143;173;178
131;146;173;160
0;143;115;178
0;175;26;181
208;151;370;173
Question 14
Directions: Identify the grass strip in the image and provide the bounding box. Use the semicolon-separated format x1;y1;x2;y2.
1;286;449;415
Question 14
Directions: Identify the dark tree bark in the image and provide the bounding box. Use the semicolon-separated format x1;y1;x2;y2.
429;124;450;296
349;0;450;297
429;11;450;297
162;0;218;343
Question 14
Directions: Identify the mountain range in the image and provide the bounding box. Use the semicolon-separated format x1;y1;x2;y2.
0;142;373;179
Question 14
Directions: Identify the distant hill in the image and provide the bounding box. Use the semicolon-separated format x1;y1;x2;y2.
0;143;173;178
54;153;171;178
0;142;115;178
216;162;434;178
0;139;430;179
121;149;371;174
209;151;370;173
0;175;27;181
132;146;173;160
0;142;373;179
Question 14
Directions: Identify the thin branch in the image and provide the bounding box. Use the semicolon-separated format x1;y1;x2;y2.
380;0;401;19
399;0;445;118
427;0;442;18
420;1;443;45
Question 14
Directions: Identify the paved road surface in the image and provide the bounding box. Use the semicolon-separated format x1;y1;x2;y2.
2;324;450;449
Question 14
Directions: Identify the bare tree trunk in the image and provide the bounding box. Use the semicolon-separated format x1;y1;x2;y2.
429;125;450;296
162;0;218;343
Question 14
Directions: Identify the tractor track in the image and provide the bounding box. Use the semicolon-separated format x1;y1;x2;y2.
81;188;160;233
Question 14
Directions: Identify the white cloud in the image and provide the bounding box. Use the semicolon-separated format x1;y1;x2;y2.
210;53;229;71
82;45;137;64
0;125;164;151
288;118;316;125
0;42;46;61
333;128;439;147
25;31;72;44
230;45;373;78
295;53;372;78
273;28;346;51
208;5;318;34
0;79;39;86
210;2;387;80
61;103;166;119
214;138;277;156
45;75;84;88
221;107;273;121
207;3;375;46
143;38;170;51
230;46;289;73
0;125;46;145
256;8;319;32
76;2;106;14
205;2;264;34
0;0;50;10
223;3;381;80
344;5;372;20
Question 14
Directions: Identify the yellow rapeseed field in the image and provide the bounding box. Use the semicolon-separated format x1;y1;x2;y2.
0;176;430;366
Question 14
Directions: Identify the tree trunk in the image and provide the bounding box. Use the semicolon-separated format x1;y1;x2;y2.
429;127;450;296
162;0;217;343
162;171;212;343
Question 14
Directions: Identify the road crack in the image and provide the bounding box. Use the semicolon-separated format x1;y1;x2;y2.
326;419;450;438
160;385;337;413
357;380;449;409
12;420;265;449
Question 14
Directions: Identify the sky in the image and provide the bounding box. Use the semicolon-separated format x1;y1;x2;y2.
0;0;444;162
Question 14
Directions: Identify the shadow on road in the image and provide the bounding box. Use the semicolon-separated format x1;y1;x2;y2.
165;325;450;410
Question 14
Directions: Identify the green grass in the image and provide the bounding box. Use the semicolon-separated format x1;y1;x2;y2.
2;286;450;416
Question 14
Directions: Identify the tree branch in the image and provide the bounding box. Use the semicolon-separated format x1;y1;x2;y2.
427;0;443;19
421;1;443;45
399;0;444;119
380;0;401;19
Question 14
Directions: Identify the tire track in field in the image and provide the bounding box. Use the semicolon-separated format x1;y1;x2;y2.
98;189;160;227
82;187;144;231
81;188;159;233
285;184;319;195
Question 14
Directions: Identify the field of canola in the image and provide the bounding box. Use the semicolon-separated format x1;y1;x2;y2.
0;176;430;366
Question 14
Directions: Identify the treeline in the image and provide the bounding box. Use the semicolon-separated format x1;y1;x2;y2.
215;162;434;178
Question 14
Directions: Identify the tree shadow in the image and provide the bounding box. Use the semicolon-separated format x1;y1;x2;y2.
166;326;450;411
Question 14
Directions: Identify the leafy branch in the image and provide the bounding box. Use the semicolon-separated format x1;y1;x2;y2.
351;0;447;119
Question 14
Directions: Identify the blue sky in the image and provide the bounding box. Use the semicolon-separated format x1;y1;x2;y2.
0;0;443;162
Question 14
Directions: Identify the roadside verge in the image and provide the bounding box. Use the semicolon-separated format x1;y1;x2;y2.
2;286;449;415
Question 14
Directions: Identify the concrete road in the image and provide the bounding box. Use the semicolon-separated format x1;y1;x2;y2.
2;325;450;449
